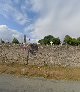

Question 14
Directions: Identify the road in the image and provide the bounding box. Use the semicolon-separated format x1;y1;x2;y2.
0;74;80;92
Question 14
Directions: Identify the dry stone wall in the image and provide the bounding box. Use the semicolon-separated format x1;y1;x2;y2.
0;44;80;67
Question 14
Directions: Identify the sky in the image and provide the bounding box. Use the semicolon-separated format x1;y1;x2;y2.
0;0;80;43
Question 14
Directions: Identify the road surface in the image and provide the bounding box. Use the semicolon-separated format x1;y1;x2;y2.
0;74;80;92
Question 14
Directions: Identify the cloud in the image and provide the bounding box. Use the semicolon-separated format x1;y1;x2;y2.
0;0;80;43
0;25;23;42
29;0;80;41
0;0;30;25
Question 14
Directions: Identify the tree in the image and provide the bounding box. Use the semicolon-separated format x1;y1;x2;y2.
26;43;38;65
77;37;80;45
63;35;72;45
38;39;44;45
1;39;5;43
64;35;79;46
12;38;19;44
44;35;54;45
53;37;61;45
71;38;78;46
77;37;80;41
24;35;26;43
38;35;61;45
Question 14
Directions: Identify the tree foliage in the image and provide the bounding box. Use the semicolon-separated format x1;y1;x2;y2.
38;35;80;46
38;35;60;45
12;38;19;44
1;39;5;43
63;35;72;45
64;35;80;46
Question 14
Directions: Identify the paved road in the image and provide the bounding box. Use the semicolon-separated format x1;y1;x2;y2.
0;74;80;92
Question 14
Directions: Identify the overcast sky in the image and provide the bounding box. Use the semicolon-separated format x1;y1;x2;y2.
0;0;80;42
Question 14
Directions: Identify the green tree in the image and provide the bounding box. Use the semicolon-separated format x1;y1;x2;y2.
77;37;80;41
77;37;80;45
71;38;78;46
53;37;60;45
1;39;5;43
63;35;72;45
38;35;60;45
64;35;79;46
12;38;19;44
38;39;44;45
44;35;54;45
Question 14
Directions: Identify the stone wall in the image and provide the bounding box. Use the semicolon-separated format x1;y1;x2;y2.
0;44;80;67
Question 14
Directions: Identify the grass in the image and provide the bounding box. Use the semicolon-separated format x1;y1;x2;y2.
0;63;80;80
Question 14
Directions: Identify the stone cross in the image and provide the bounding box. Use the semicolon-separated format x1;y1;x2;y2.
50;41;53;46
60;42;63;46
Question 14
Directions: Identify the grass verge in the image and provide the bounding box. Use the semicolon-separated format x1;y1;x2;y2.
0;63;80;80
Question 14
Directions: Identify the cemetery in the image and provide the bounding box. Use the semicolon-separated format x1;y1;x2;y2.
0;35;80;80
0;35;80;67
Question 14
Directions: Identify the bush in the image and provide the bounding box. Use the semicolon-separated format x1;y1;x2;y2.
12;38;19;44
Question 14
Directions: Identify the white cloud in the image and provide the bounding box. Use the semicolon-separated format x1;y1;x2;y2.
0;0;30;25
29;0;80;42
0;0;80;42
0;25;23;42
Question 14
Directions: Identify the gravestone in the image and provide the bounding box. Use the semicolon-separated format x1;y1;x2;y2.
60;42;63;46
50;41;53;46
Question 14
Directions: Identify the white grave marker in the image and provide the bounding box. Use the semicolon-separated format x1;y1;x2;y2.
50;41;53;46
60;42;63;46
